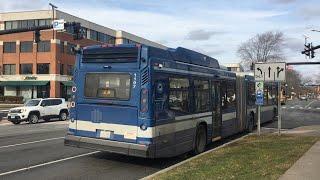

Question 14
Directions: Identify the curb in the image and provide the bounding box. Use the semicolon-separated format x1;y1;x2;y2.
141;133;250;180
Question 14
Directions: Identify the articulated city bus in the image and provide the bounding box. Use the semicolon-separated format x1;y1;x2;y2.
64;44;277;158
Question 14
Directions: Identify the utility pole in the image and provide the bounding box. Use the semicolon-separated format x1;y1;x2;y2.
49;3;58;39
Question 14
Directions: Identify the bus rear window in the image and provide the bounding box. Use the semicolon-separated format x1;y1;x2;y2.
84;73;131;100
82;47;138;63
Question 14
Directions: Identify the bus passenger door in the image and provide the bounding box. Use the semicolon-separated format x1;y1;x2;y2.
212;81;222;140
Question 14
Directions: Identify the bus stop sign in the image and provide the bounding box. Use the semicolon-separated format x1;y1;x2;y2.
255;82;264;105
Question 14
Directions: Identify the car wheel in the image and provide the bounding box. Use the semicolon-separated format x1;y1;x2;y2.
193;125;207;155
28;114;39;124
12;121;21;125
59;111;68;121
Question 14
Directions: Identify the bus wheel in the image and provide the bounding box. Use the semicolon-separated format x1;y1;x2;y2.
193;125;207;154
247;115;254;133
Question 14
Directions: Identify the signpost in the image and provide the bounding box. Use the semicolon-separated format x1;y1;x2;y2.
255;82;264;136
254;62;286;136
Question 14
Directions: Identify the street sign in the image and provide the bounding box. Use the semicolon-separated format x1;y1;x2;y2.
255;82;264;105
53;19;65;31
254;62;286;82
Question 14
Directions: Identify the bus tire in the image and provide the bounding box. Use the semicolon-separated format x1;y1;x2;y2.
193;125;207;155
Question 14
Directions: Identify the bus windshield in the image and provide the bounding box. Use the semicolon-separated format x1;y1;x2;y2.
84;73;131;100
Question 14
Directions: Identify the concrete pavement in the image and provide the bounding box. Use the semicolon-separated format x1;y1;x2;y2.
279;140;320;180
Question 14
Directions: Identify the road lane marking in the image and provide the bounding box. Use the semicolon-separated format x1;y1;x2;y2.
305;100;317;108
0;137;64;149
0;151;100;177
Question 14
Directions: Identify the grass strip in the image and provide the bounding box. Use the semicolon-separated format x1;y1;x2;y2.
153;135;319;180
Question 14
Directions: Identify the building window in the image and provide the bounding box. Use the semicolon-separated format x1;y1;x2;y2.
67;65;74;75
20;64;33;74
169;78;190;115
90;30;98;41
3;64;16;75
38;19;51;26
66;43;76;54
60;41;64;53
194;80;210;113
20;41;33;52
60;64;64;75
109;36;116;44
37;63;50;74
4;19;50;30
3;42;16;53
20;20;28;28
81;27;88;39
37;41;51;52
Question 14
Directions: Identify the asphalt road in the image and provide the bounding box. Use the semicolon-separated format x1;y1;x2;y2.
0;121;191;180
0;99;318;180
265;99;320;129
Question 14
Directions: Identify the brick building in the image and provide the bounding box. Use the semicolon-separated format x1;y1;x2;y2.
0;10;166;101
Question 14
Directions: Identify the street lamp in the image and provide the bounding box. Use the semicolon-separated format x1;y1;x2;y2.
49;3;58;39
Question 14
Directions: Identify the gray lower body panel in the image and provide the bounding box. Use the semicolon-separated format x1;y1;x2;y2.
64;135;155;158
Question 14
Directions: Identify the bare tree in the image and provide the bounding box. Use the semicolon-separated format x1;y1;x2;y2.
237;31;285;69
286;69;302;96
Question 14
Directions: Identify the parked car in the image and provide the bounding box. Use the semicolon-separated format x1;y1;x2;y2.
7;98;69;125
300;95;308;101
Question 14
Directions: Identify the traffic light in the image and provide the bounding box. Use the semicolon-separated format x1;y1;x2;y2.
311;49;315;59
34;30;40;43
304;43;311;57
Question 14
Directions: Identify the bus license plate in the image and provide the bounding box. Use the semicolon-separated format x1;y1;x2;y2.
99;130;111;139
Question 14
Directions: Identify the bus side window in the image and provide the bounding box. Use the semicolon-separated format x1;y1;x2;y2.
168;77;190;116
154;78;171;121
194;80;210;113
248;82;255;106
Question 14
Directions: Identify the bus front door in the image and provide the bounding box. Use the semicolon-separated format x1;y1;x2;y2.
212;81;222;140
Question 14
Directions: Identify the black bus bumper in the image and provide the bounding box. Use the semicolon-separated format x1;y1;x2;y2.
64;134;155;158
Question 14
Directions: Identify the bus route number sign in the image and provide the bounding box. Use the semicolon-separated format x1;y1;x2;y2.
255;82;264;106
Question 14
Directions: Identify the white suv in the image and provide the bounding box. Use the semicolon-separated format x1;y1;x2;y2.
8;98;69;125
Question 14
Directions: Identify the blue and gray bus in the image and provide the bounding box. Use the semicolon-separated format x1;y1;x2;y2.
64;44;277;158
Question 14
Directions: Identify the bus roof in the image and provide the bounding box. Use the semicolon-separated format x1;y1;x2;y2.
82;44;220;69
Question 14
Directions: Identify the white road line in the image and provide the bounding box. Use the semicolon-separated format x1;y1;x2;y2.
0;137;64;149
0;151;100;177
305;100;317;108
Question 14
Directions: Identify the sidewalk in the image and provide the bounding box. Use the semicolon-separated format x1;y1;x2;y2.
279;140;320;180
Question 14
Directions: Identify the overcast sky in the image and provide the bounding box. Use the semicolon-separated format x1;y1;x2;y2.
1;0;319;79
